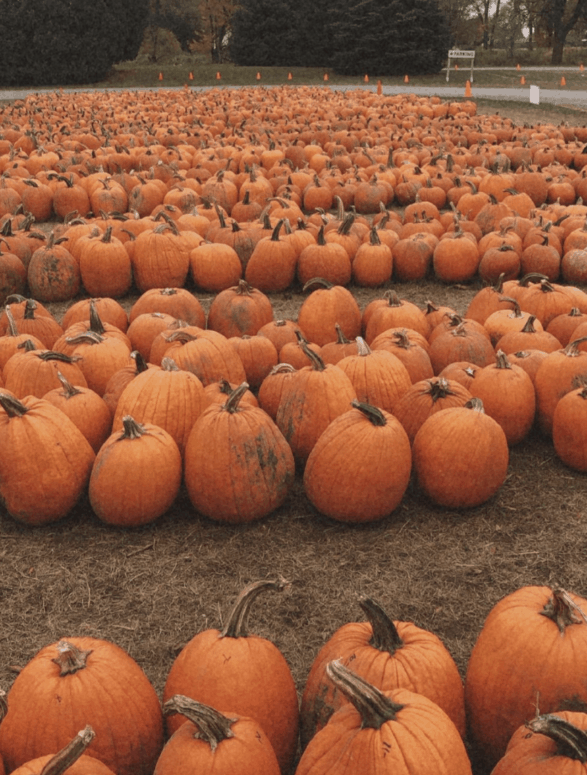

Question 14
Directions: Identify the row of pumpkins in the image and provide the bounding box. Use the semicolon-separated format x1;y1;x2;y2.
1;267;587;527
0;580;585;775
3;87;587;305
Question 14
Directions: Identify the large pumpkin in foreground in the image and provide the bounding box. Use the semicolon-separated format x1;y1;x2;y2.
296;661;471;775
465;585;587;771
162;579;299;775
0;637;164;775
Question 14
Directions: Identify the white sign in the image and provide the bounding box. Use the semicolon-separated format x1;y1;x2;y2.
530;85;540;104
446;49;475;82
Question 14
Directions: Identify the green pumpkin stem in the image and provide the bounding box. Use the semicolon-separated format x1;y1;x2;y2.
163;695;237;751
221;578;289;639
325;660;404;729
526;714;587;762
39;726;96;775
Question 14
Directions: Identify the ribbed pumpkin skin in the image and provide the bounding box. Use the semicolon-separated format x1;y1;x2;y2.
553;386;587;470
113;363;206;455
154;709;281;775
275;363;357;465
0;395;95;525
296;686;471;775
303;404;411;522
491;710;587;775
131;226;191;292
184;398;295;523
89;419;182;527
0;637;164;775
300;617;466;748
412;403;509;508
465;586;587;771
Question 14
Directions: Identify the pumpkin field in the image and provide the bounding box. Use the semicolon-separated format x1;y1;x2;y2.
0;84;586;775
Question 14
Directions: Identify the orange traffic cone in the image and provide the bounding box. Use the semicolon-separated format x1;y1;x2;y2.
377;79;382;95
324;73;329;81
256;72;261;80
287;72;293;80
561;76;566;86
216;71;221;80
455;63;459;70
520;75;526;85
404;74;409;83
158;72;163;81
189;72;194;80
364;74;369;82
581;63;585;72
516;63;521;70
465;79;472;97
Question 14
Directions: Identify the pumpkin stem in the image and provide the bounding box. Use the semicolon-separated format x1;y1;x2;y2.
540;588;587;634
51;640;93;675
220;578;290;639
222;382;250;414
358;596;404;652
526;714;587;762
325;660;404;729
0;393;29;417
56;370;82;398
39;726;96;775
163;695;236;751
120;415;148;440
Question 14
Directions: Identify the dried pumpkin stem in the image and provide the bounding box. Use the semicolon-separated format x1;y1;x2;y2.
526;714;587;762
39;726;96;775
51;640;93;675
163;695;237;751
540;588;587;634
325;660;403;729
358;596;403;652
221;578;289;639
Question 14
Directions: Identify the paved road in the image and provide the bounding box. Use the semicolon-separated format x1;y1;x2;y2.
0;72;585;110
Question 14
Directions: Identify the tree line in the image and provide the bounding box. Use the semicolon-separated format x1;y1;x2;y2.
0;0;586;87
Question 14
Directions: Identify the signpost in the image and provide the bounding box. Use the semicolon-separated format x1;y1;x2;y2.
446;50;475;83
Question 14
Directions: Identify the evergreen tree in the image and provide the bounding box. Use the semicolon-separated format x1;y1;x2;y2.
329;0;451;76
0;0;149;87
230;0;334;66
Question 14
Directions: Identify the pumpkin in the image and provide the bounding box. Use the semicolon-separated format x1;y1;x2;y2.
297;279;362;347
184;382;294;523
468;349;537;445
0;393;95;525
162;579;300;774
553;383;587;470
131;221;191;292
113;357;206;454
296;661;471;775
89;415;182;526
155;696;281;775
275;343;357;466
534;336;587;436
0;637;164;775
335;337;412;415
207;279;274;338
491;711;587;775
300;597;466;749
245;219;297;292
129;287;206;328
412;397;509;508
42;371;112;453
2;345;88;399
303;401;411;522
27;232;81;302
465;586;587;770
